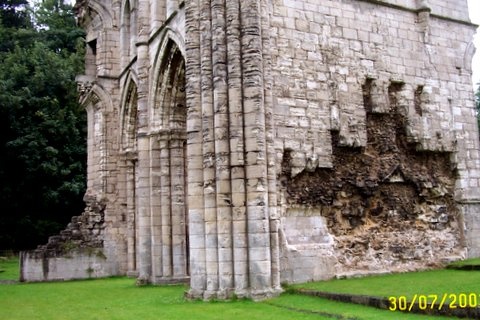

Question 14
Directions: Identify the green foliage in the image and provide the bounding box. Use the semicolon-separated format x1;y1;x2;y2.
0;0;31;29
34;0;85;54
0;0;86;249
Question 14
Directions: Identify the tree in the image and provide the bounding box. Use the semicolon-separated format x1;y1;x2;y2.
0;0;30;29
0;0;86;250
35;0;85;53
0;0;35;52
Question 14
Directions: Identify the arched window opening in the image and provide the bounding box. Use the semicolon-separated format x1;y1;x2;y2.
120;0;137;69
150;39;189;280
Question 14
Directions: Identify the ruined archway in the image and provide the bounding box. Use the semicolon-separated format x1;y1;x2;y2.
149;38;188;282
81;84;112;194
120;79;139;275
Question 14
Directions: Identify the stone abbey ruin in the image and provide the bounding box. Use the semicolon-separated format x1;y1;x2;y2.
21;0;480;300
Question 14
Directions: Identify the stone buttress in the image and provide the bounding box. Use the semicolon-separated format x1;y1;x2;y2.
184;0;281;299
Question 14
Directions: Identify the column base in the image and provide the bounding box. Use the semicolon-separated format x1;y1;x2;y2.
153;276;190;285
185;286;283;301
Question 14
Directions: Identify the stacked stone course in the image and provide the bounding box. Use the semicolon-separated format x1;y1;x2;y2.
20;0;480;300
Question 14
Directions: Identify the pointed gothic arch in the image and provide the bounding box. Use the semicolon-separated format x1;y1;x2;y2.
79;84;112;194
75;0;113;30
120;78;139;152
120;0;137;69
151;36;186;131
119;76;139;275
146;35;189;282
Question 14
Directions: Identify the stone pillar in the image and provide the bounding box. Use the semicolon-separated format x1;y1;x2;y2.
135;0;152;284
185;0;207;297
136;136;151;283
159;137;172;278
211;0;234;298
170;134;188;277
126;156;138;275
240;0;273;298
260;0;281;292
225;0;249;296
150;137;163;281
200;0;218;295
185;0;281;300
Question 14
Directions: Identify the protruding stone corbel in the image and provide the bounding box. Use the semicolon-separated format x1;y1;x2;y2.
370;80;389;114
123;150;138;163
416;0;430;11
416;0;431;43
76;74;96;102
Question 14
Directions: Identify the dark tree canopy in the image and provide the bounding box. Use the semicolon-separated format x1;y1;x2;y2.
0;0;30;29
0;0;86;250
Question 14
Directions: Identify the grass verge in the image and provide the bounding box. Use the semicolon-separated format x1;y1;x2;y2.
0;277;460;320
0;257;470;319
0;256;19;281
293;269;480;303
446;258;480;270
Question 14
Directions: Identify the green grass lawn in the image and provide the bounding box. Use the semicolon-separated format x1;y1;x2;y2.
0;256;19;281
446;258;480;269
294;269;480;302
0;257;469;319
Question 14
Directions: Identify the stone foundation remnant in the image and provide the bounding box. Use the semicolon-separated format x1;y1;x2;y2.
21;0;480;300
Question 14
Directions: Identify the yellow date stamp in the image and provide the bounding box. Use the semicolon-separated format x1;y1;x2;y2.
388;293;480;311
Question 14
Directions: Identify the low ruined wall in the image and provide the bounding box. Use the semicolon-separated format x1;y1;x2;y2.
20;249;116;282
20;192;121;282
462;202;480;258
279;212;337;283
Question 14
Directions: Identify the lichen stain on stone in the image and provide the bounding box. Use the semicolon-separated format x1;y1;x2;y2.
281;82;462;272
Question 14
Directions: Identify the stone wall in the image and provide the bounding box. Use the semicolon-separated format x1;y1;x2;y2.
271;0;480;283
20;192;119;281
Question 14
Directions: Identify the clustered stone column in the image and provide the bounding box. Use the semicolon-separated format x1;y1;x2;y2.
185;0;281;300
135;0;153;284
125;153;137;275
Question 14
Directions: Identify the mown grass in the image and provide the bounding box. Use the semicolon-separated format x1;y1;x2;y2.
446;258;480;269
294;269;480;303
0;257;467;319
0;277;460;320
0;256;19;281
268;294;460;320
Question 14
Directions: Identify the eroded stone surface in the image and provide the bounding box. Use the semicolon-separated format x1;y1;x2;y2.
279;79;465;278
